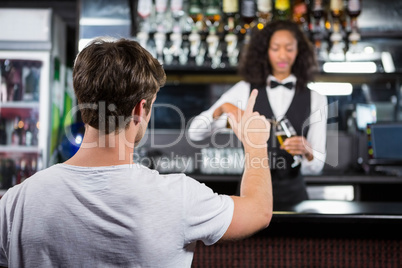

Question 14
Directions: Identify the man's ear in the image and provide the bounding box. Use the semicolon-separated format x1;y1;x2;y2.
132;99;146;125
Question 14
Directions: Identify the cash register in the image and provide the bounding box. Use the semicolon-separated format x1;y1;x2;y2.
366;122;402;176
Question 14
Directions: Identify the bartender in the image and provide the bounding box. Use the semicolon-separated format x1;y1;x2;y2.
188;20;328;206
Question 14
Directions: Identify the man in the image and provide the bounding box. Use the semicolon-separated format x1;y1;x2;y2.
0;38;272;267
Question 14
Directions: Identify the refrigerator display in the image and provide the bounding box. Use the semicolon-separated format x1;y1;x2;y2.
0;8;69;194
0;51;50;191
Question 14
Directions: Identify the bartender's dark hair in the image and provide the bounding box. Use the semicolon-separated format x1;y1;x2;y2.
73;37;166;134
238;20;317;91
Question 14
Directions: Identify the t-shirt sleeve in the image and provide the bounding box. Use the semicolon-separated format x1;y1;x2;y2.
182;177;234;246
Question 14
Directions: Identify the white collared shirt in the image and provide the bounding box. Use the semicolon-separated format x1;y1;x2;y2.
266;74;297;121
188;75;328;175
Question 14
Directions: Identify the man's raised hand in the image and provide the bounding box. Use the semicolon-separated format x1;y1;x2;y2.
227;89;270;150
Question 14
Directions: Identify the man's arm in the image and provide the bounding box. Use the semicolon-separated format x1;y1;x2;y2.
220;89;273;241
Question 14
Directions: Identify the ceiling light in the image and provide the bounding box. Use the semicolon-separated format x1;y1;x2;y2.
308;82;353;96
323;61;377;73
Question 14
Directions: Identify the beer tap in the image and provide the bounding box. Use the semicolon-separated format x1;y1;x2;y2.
154;32;166;64
206;28;220;68
225;33;239;66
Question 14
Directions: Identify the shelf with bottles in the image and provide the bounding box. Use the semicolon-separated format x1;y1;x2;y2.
310;0;371;64
0;115;40;147
0;111;40;190
0;152;39;190
132;0;391;74
135;27;249;71
134;0;259;70
0;58;41;103
1;56;42;151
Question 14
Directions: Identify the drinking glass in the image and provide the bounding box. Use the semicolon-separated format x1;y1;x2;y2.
275;118;302;168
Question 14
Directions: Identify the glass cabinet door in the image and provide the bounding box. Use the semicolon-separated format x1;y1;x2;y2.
0;52;50;193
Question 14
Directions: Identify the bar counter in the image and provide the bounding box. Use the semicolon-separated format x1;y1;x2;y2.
193;173;402;202
192;200;402;267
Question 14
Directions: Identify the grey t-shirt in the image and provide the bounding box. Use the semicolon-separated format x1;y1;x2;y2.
0;163;234;267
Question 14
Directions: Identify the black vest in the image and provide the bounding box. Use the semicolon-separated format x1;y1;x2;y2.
252;84;311;204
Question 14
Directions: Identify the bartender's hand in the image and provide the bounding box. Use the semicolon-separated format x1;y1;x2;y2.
213;103;244;120
281;136;314;161
227;89;270;149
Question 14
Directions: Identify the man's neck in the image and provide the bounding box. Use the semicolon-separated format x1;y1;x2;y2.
64;126;136;167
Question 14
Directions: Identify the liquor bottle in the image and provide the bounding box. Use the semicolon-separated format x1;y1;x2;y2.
310;0;328;61
222;0;240;66
31;119;39;146
311;0;324;30
165;0;185;66
24;158;33;178
293;0;309;32
30;158;37;177
346;0;362;55
310;0;327;55
32;63;40;101
205;0;222;33
240;0;257;32
20;119;27;146
24;119;33;146
171;0;184;33
273;0;291;21
188;0;204;65
339;0;348;32
256;0;273;28
329;0;343;45
0;117;6;145
222;0;239;34
154;32;166;64
11;117;22;146
155;0;170;33
0;67;7;102
2;159;16;189
16;158;29;184
330;0;343;24
347;0;361;31
188;0;204;33
24;66;35;101
203;0;220;68
206;32;220;67
322;0;331;31
137;0;153;32
9;62;22;101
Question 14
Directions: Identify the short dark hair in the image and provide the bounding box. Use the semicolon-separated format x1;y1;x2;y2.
73;37;166;134
238;20;317;91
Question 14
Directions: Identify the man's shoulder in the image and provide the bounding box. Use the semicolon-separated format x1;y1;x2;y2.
0;164;62;200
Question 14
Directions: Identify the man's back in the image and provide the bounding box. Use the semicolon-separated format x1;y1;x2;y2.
0;38;273;266
0;164;233;267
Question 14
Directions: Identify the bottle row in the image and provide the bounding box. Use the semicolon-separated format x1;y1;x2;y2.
0;116;39;146
133;0;363;68
137;30;242;69
0;156;38;189
135;0;362;34
0;59;42;103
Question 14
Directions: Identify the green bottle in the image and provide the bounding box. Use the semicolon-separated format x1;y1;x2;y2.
188;0;204;32
273;0;291;21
